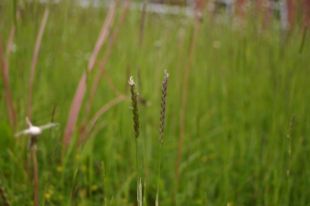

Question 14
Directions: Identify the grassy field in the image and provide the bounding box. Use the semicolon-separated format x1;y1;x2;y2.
1;1;310;205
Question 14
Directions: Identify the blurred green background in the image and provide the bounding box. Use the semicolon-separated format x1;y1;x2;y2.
1;0;310;205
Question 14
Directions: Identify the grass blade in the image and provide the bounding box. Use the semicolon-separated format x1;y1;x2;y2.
79;94;127;144
63;2;117;146
27;8;49;119
175;18;201;199
0;30;17;129
86;0;130;115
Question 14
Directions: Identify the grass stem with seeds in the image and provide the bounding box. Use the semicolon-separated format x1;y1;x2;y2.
129;76;143;206
156;70;169;206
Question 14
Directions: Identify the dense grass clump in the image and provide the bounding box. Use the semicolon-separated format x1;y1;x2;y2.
0;1;310;205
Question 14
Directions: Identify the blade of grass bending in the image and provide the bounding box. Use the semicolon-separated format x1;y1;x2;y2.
0;32;17;129
27;8;49;119
78;95;127;145
63;2;117;146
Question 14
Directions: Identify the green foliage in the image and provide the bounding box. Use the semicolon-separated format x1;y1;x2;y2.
0;1;310;205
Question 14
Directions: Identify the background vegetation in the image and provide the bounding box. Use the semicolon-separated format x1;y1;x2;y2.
0;0;310;205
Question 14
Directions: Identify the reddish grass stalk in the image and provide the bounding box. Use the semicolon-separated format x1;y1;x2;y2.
31;143;39;206
78;95;127;144
0;32;17;129
5;26;16;76
175;19;201;198
87;1;118;71
303;0;310;28
86;0;130;116
138;0;147;46
63;2;117;146
27;8;49;119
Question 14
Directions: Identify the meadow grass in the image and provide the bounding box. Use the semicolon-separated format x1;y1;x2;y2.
0;1;310;205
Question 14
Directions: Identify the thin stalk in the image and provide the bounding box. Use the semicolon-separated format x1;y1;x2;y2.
30;137;39;206
27;8;49;119
138;0;148;46
78;95;127;144
155;143;163;206
136;138;143;206
129;76;143;206
299;26;307;53
63;2;117;146
86;0;129;116
0;34;16;129
175;18;201;202
13;0;17;27
156;71;169;206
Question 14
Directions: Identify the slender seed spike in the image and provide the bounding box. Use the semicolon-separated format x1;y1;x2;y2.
156;70;169;206
129;76;140;138
159;70;169;143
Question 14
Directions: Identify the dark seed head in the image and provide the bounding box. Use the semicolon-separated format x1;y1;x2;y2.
129;76;140;138
159;70;169;143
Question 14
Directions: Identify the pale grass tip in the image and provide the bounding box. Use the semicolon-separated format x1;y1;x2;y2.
128;76;135;86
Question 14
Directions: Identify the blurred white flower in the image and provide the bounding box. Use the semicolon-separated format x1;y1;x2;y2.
15;117;58;137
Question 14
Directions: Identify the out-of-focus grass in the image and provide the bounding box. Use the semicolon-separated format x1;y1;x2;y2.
1;1;310;205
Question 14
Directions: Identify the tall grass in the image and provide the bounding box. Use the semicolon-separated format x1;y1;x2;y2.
27;8;49;119
156;70;169;206
0;0;310;205
129;76;143;206
63;1;117;146
0;31;16;129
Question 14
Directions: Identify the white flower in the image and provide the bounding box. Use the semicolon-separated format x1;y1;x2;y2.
15;117;58;137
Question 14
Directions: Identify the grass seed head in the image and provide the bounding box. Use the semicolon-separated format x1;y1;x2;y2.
159;70;169;143
129;76;139;138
